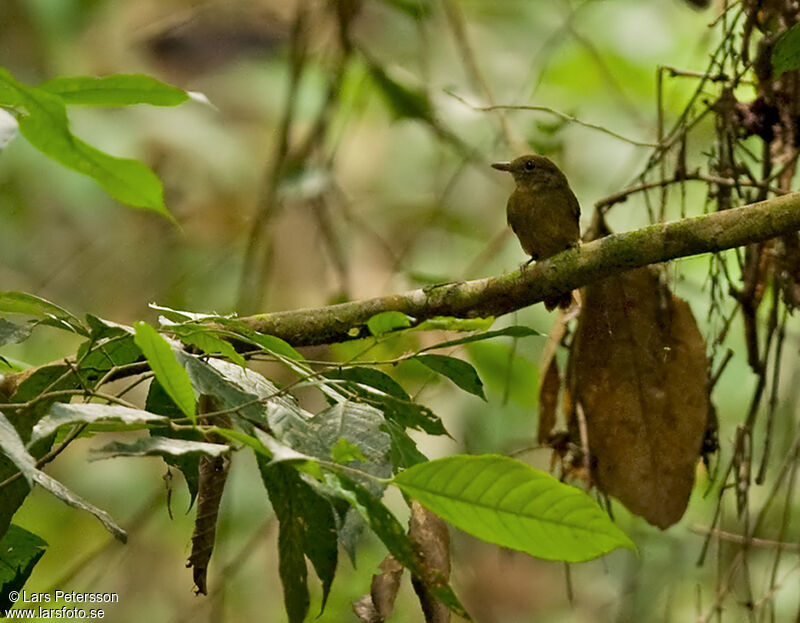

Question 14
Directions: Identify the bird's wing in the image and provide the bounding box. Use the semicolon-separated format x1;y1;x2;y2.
569;190;581;221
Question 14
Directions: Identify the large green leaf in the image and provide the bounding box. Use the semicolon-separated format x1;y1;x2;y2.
414;354;486;400
90;437;229;460
0;412;126;542
176;354;305;430
134;322;196;422
0;525;47;611
0;291;83;332
272;402;392;483
0;69;169;217
28;403;167;446
393;455;636;562
38;74;188;106
323;367;446;435
259;460;339;622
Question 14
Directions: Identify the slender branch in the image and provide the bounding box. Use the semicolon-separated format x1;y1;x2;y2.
594;173;787;210
690;525;800;551
241;192;800;346
447;90;659;147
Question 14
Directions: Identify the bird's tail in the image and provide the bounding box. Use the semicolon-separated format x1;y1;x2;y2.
544;291;573;311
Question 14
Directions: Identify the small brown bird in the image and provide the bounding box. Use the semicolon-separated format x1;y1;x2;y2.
492;154;581;310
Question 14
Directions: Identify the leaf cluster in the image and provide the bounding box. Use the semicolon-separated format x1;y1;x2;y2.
0;294;633;621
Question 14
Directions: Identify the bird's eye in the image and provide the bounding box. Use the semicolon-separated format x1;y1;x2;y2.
524;160;535;170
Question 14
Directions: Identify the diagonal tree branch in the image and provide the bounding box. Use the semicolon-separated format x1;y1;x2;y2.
2;192;800;401
242;192;800;346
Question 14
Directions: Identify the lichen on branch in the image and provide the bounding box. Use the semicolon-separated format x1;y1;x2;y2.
241;192;800;346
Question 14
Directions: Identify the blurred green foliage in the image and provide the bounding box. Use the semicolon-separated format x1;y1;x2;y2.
2;0;798;622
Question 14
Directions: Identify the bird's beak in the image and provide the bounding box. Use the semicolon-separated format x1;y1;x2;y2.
491;161;512;171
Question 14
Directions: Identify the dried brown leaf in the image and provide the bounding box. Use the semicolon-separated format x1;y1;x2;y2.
353;555;405;623
569;267;709;529
187;452;230;594
538;357;560;444
409;501;451;623
186;396;231;595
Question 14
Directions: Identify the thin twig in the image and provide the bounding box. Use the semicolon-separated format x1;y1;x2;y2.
595;173;786;210
690;526;800;552
446;90;659;148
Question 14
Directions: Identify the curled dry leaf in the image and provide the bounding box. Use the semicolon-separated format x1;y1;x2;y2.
186;396;231;594
187;452;230;594
569;267;709;529
409;501;451;623
353;555;404;623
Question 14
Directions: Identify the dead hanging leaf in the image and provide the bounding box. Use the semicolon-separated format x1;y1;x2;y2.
353;555;404;623
538;357;560;444
409;501;451;623
569;267;709;529
187;452;230;594
186;397;231;595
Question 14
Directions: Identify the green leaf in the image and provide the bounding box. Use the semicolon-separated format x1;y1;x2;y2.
78;334;142;383
0;319;31;347
38;74;189;106
272;402;392;486
772;23;800;77
0;412;126;542
331;437;367;464
172;323;246;367
414;354;486;399
238;329;304;361
334;474;469;619
214;427;312;464
176;354;303;430
367;62;434;122
416;316;495;333
323;367;447;435
382;420;427;469
374;0;431;19
259;460;338;621
146;380;203;506
393;455;636;562
0;68;170;217
419;325;542;352
367;311;413;336
0;291;82;331
466;341;538;407
325;366;409;400
0;525;47;611
29;403;167;446
134;322;196;421
85;314;132;340
90;436;229;460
